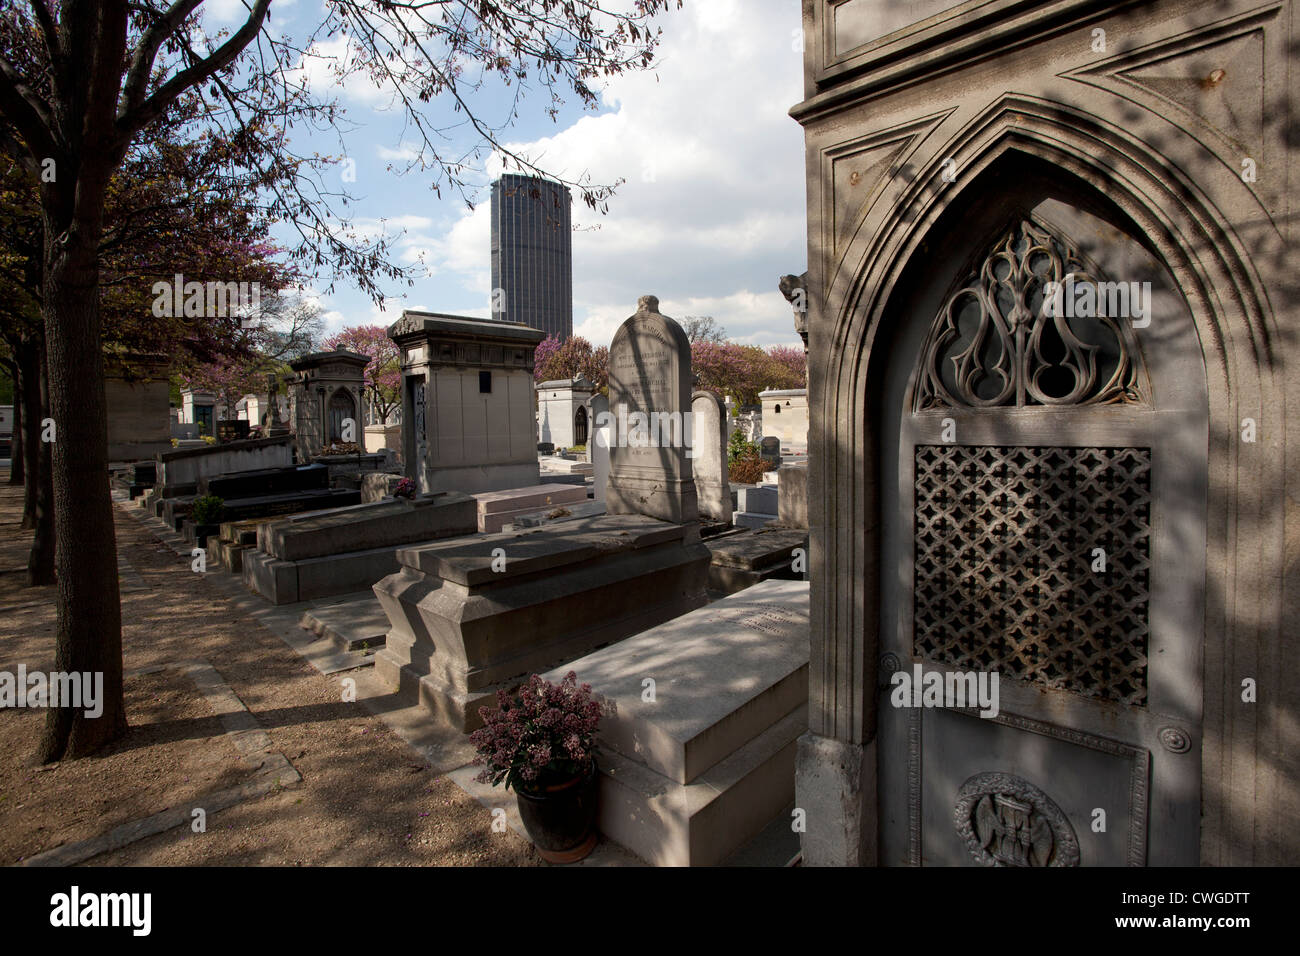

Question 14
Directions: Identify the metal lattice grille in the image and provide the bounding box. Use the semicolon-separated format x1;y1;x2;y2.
913;445;1152;705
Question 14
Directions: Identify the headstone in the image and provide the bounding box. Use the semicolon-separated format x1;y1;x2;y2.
605;296;697;524
589;393;610;503
759;436;782;470
690;390;731;523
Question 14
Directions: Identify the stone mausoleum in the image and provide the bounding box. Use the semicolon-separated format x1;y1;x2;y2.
792;0;1298;867
537;376;596;449
759;388;809;452
287;350;369;460
389;311;545;495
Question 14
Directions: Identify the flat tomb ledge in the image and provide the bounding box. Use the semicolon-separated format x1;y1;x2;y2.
258;492;477;560
372;514;710;732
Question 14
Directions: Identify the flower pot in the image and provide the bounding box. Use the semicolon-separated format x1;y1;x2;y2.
514;760;600;863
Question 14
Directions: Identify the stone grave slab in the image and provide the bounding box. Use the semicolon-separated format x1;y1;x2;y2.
371;513;710;732
471;483;589;533
242;493;478;604
706;528;809;595
542;580;809;866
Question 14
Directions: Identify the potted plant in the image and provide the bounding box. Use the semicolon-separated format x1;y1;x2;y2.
392;477;416;500
470;671;610;863
188;494;224;547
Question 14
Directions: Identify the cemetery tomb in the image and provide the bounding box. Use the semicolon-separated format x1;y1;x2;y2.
733;483;779;530
152;435;295;498
604;297;698;524
758;388;809;453
706;528;809;596
241;493;478;605
372;297;711;733
372;514;710;733
784;0;1300;865
287;350;370;460
537;376;597;448
545;579;809;866
690;390;732;524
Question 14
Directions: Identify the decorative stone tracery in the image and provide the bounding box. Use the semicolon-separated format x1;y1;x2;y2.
914;218;1146;410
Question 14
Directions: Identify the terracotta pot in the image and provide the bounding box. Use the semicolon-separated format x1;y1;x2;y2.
514;760;599;864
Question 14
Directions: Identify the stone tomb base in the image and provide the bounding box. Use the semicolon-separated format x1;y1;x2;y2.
372;515;710;732
242;493;477;604
542;579;809;866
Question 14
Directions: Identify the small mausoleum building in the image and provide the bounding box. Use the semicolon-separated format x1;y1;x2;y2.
389;311;545;495
538;375;597;449
287;350;369;460
759;388;809;453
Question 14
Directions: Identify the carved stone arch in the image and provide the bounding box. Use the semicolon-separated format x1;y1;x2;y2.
806;100;1286;866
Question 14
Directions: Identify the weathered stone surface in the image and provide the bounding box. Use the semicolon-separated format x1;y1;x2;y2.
589;393;610;503
471;483;589;533
690;391;731;523
604;296;697;524
155;436;294;495
371;513;710;731
546;579;808;785
257;493;476;561
795;732;876;867
776;461;808;529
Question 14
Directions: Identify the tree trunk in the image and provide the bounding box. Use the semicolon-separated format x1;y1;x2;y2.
35;224;126;762
5;358;21;484
18;340;42;529
27;341;55;586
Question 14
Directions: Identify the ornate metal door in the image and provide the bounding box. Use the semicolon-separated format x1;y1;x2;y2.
878;208;1206;866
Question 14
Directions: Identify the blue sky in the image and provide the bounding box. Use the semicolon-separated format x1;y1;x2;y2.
201;0;808;350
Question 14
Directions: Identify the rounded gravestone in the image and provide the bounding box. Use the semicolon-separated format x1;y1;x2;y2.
605;296;698;524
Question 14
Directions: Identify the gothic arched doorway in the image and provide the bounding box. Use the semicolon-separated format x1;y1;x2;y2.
875;186;1207;867
574;405;588;446
328;388;356;444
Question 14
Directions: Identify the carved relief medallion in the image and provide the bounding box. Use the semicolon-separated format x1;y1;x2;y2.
954;772;1080;867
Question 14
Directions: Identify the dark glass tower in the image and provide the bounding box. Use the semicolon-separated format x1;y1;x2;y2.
490;174;573;340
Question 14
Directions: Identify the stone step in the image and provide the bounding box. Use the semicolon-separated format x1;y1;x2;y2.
299;592;389;654
544;579;809;785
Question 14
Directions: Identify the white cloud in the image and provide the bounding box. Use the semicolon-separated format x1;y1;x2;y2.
430;0;809;350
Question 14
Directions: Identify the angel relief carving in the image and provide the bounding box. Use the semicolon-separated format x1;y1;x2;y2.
914;218;1147;410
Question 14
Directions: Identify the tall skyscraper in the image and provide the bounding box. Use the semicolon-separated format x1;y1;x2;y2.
490;174;573;340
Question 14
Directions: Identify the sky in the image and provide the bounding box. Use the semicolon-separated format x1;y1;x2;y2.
200;0;809;351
